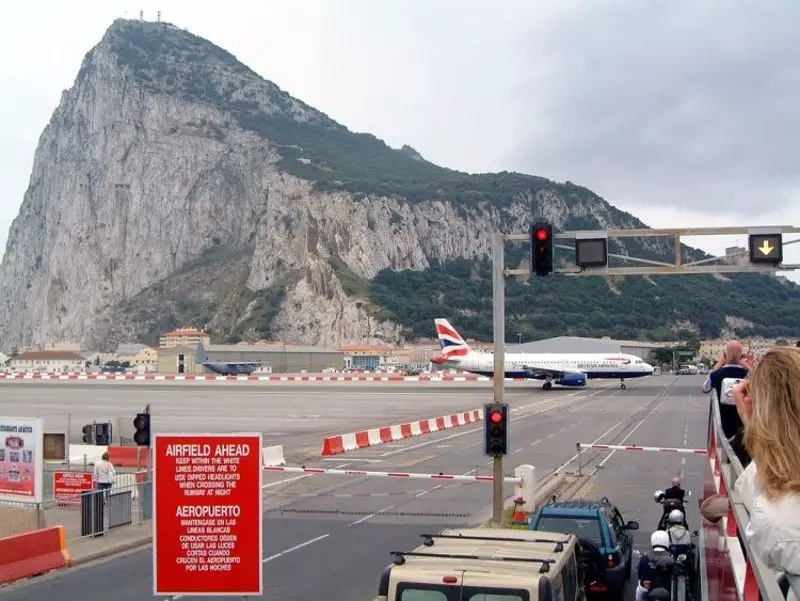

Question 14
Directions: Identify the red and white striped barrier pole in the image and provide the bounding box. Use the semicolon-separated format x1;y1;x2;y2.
578;443;708;455
263;465;521;483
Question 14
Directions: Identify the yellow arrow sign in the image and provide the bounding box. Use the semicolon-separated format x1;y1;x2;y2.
758;239;775;256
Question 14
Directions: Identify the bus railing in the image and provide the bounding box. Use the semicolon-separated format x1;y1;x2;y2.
706;389;799;601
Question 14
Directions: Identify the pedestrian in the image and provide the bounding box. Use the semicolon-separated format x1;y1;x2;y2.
94;451;116;495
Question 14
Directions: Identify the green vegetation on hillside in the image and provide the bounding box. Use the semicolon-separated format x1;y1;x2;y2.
367;247;800;342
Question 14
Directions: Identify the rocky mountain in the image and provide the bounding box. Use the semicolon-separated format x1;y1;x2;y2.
0;19;798;351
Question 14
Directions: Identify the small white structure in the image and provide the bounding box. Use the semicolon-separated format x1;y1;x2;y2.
8;350;86;373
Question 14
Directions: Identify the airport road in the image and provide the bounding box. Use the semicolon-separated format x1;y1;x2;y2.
0;375;713;601
572;375;709;549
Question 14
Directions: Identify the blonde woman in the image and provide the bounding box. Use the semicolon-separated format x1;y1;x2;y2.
732;347;800;577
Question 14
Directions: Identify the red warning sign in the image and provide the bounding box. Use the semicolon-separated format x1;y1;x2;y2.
152;433;263;596
53;471;94;504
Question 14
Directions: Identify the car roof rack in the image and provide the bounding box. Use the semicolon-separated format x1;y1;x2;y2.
390;551;553;573
420;533;568;553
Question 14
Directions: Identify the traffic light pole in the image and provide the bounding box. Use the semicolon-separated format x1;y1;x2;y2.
492;233;505;527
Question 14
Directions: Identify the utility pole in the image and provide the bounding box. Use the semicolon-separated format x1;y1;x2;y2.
492;233;505;527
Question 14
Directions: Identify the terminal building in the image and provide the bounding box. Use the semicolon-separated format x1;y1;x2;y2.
508;336;668;362
157;343;344;375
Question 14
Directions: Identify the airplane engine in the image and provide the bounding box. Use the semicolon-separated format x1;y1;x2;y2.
556;372;587;387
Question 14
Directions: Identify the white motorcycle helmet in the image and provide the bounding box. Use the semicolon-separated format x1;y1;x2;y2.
668;509;684;525
653;490;665;503
651;530;670;550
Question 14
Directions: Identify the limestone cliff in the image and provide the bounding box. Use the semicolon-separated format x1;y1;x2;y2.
1;19;793;350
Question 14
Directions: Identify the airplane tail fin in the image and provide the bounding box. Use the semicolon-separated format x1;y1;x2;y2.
432;319;473;364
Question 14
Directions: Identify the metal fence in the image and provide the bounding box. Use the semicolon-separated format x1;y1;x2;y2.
0;478;153;541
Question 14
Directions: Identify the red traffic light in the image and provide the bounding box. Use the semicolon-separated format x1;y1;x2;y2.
535;228;549;241
489;411;504;423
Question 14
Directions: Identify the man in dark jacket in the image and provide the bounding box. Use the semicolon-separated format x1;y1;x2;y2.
663;477;685;502
701;340;749;439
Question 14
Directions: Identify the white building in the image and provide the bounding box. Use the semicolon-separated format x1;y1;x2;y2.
509;336;670;361
8;350;86;373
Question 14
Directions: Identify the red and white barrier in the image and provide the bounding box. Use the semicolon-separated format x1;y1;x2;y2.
578;443;708;455
0;372;539;383
0;526;71;585
320;409;483;456
264;464;520;483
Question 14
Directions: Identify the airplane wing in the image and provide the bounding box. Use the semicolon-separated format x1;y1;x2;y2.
520;362;584;379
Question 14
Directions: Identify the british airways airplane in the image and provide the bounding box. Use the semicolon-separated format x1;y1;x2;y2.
431;318;654;390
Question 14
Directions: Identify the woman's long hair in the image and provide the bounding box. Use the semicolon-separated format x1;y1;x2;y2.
744;346;800;500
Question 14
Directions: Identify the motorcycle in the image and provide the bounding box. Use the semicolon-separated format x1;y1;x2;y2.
642;552;696;601
653;489;692;530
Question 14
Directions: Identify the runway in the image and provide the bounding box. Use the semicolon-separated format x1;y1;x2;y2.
2;381;514;457
0;375;711;601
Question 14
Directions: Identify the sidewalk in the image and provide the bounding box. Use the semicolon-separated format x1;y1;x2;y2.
66;520;152;566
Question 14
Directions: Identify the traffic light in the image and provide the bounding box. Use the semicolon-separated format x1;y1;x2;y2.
94;422;111;446
531;222;554;276
81;424;94;445
483;403;509;457
133;412;151;446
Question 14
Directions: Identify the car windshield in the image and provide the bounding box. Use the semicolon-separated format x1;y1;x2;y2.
536;515;603;546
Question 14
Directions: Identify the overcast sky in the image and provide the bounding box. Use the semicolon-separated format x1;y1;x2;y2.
0;0;798;282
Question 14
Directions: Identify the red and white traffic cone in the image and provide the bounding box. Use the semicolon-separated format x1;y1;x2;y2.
513;484;526;523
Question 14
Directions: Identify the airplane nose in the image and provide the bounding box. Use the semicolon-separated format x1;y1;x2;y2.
431;354;447;365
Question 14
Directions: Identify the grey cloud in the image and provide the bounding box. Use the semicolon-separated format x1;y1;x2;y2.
505;0;800;214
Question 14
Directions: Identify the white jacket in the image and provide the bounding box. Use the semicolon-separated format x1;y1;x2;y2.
94;459;116;485
667;525;691;546
735;461;800;575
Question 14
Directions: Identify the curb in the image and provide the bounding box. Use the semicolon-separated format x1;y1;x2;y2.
69;534;152;567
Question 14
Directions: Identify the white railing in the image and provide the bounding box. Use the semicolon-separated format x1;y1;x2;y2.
707;389;799;601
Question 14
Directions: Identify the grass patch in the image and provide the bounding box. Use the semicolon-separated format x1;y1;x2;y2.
482;508;530;530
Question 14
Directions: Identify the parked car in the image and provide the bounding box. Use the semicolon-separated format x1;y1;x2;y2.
530;497;638;601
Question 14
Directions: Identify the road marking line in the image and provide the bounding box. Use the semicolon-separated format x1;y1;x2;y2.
399;454;438;468
597;401;665;468
262;474;312;489
262;534;331;562
348;505;395;527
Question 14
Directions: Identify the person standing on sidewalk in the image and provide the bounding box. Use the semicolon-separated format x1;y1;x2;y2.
94;451;116;494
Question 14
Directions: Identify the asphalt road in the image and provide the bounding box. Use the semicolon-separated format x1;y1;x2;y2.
0;375;711;601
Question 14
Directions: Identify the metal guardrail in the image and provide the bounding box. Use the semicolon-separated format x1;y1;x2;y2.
708;389;800;601
0;479;152;540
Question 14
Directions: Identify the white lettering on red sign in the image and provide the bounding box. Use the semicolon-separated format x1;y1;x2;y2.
153;434;262;596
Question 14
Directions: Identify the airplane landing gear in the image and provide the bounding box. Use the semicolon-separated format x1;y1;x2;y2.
543;381;553;390
620;379;627;390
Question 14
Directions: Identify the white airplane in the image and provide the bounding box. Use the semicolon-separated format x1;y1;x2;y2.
430;318;655;390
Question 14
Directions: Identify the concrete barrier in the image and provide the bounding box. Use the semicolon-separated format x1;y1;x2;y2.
321;409;483;456
68;444;107;465
261;445;285;467
107;445;148;468
0;525;71;585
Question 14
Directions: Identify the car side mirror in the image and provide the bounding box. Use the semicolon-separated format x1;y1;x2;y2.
626;521;640;530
